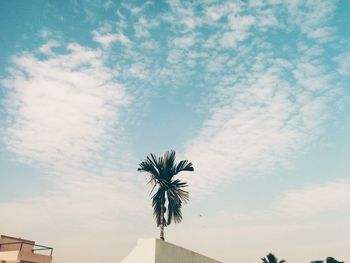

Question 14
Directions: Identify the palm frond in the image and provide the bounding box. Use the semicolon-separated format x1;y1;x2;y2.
150;153;159;167
163;150;176;180
165;179;189;225
138;157;160;179
263;253;278;263
166;189;183;224
172;201;183;224
148;180;157;195
173;160;194;175
151;187;166;227
166;191;175;225
171;179;189;203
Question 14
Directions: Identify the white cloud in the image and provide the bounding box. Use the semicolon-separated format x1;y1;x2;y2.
166;0;202;31
227;14;256;29
275;180;350;217
0;41;148;263
92;30;131;49
133;16;159;38
115;32;132;46
38;27;53;39
2;42;130;169
92;23;131;48
173;34;197;48
166;49;184;64
121;3;143;15
184;53;339;196
308;27;335;43
116;10;128;29
154;0;344;198
38;40;60;55
134;24;150;38
256;9;279;30
286;0;337;42
203;1;244;27
217;14;255;48
128;63;149;80
219;30;250;48
205;2;241;23
334;52;350;76
206;54;228;72
139;40;159;50
94;32;118;48
149;1;344;198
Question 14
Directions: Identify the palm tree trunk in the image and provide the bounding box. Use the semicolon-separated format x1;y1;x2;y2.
160;204;165;240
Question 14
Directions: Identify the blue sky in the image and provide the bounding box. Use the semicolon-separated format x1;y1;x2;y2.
0;0;350;262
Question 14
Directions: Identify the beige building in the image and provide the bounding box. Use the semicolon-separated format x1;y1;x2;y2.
121;238;222;263
0;235;52;263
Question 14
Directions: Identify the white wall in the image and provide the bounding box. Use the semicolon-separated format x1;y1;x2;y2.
121;238;221;263
121;239;156;263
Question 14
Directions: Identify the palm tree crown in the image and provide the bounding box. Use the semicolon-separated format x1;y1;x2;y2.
326;257;344;263
261;253;286;263
137;150;194;240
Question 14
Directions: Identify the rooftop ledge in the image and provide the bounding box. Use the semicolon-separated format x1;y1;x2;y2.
121;238;222;263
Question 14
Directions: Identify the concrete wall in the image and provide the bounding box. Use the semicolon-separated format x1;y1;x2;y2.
121;239;156;263
155;239;221;263
121;238;221;263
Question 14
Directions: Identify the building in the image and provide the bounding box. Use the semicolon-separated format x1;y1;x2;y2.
0;235;52;263
121;238;221;263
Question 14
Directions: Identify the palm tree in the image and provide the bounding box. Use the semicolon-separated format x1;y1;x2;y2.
138;150;194;241
261;253;286;263
326;257;344;263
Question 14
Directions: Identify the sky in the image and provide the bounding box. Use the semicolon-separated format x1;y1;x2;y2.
0;0;349;262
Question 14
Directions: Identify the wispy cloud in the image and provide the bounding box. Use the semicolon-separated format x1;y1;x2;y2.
173;33;197;49
92;31;119;49
275;179;350;217
121;1;153;15
1;40;147;262
286;0;337;42
185;51;340;195
334;51;350;77
2;42;130;169
38;40;60;55
92;26;131;48
162;0;344;196
133;16;159;39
